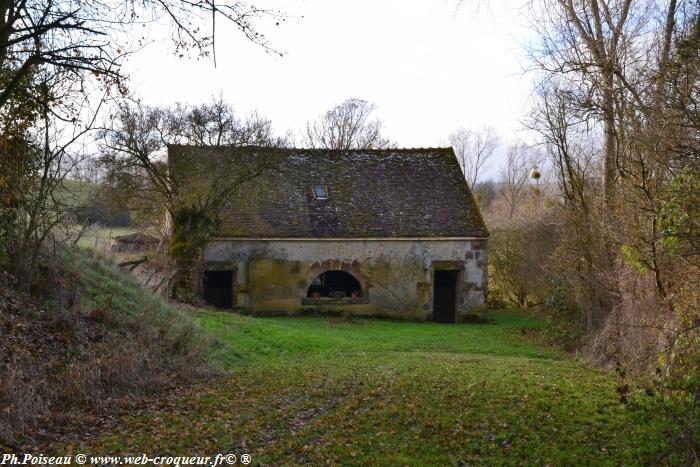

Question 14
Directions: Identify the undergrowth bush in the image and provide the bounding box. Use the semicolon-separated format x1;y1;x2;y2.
542;277;586;351
489;220;558;308
0;246;211;448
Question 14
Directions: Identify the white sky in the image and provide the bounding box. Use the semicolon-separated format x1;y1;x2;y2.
123;0;536;178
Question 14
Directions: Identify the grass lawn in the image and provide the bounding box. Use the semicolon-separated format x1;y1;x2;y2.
62;310;667;465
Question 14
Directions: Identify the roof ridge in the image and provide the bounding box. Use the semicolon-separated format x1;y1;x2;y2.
167;144;453;152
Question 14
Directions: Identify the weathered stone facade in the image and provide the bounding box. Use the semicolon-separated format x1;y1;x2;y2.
199;238;488;321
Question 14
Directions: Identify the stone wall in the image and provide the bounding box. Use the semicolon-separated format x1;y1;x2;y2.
200;238;488;321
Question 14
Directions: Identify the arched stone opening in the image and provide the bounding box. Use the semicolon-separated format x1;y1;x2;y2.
306;270;363;299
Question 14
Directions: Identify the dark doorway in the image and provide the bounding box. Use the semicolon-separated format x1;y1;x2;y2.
433;270;459;323
203;270;233;309
307;270;362;299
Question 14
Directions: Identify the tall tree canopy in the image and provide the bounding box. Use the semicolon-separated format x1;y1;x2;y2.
0;0;283;285
305;98;395;150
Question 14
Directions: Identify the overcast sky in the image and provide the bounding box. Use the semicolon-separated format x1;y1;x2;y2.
123;0;536;177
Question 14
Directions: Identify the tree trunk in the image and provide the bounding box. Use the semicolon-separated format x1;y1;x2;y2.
602;72;617;209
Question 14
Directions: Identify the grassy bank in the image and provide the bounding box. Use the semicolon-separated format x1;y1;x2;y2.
0;248;207;448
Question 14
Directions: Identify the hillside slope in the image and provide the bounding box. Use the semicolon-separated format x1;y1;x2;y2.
0;248;208;449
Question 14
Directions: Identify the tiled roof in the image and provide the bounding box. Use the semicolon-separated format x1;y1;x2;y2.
114;233;159;244
168;145;489;238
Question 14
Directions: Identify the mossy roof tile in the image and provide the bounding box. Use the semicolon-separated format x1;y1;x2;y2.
168;145;489;238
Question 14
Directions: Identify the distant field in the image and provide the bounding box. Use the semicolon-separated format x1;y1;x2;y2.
64;310;667;465
56;179;136;252
73;225;139;251
60;179;100;208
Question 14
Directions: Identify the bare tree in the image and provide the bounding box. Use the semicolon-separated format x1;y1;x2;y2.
0;1;283;115
473;179;498;209
449;126;500;187
99;98;287;217
166;96;289;148
305;98;395;150
0;0;285;284
99;98;287;298
499;142;541;219
528;0;656;207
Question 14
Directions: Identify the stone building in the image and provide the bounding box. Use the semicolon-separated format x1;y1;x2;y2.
168;145;489;323
112;232;160;253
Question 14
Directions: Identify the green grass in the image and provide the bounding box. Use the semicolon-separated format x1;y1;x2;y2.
61;248;201;350
60;179;100;208
62;306;668;465
65;247;165;317
198;311;562;366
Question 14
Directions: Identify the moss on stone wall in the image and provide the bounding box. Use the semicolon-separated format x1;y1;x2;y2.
203;239;487;322
170;207;220;301
365;257;430;320
248;258;306;308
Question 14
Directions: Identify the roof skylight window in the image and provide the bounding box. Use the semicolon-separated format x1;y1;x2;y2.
313;185;328;199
